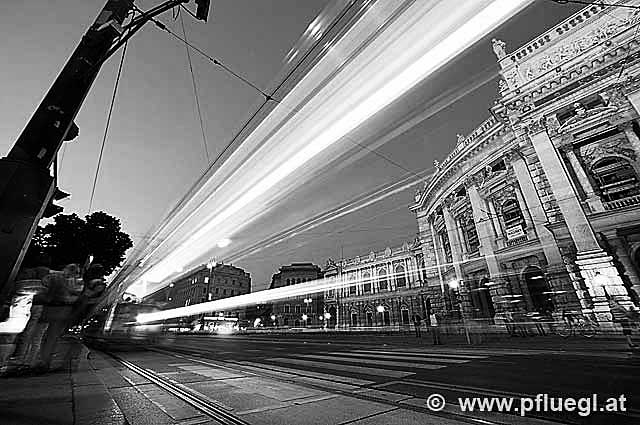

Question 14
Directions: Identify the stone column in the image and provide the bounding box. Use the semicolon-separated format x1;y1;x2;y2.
527;120;633;325
466;180;510;313
506;148;564;266
429;221;446;296
442;202;464;282
564;148;604;212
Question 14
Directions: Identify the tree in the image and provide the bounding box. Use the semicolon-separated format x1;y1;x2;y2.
23;211;133;276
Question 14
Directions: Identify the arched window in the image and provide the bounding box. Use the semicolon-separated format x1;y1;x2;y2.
395;264;406;287
378;268;388;290
501;199;525;230
362;272;371;293
463;218;480;253
590;157;640;202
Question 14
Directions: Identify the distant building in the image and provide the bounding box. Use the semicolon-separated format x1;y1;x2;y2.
143;263;251;320
269;263;324;327
322;240;428;329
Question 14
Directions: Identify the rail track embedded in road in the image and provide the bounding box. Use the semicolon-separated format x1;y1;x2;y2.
111;354;250;425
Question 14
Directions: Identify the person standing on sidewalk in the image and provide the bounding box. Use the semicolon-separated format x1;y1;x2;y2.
430;310;441;345
413;313;422;338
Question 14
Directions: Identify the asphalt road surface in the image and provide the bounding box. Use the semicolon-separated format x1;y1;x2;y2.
96;333;640;425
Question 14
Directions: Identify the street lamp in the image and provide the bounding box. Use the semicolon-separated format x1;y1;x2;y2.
377;305;385;327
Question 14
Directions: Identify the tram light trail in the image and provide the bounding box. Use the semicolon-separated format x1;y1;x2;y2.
128;0;532;293
137;240;559;325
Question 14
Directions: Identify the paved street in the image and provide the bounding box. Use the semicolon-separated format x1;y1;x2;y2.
92;334;640;425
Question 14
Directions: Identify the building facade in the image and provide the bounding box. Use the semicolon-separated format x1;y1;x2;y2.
411;1;640;327
144;263;251;319
322;240;432;328
269;263;323;327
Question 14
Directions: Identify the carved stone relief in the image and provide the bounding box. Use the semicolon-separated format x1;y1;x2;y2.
578;137;637;166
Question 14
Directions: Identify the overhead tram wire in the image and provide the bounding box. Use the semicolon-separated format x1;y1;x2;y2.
88;41;129;213
134;1;363;257
549;0;640;10
179;10;210;164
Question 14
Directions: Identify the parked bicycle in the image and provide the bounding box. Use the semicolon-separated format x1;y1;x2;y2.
555;311;598;338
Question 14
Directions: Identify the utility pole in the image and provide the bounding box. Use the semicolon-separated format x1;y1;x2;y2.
0;0;210;311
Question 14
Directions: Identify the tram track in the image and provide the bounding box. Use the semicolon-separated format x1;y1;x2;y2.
148;345;575;425
110;353;250;425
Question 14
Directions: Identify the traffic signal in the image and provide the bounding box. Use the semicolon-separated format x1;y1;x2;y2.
42;187;69;219
195;0;211;22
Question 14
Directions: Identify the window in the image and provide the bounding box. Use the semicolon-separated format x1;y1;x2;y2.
440;231;452;263
378;269;388;290
215;288;219;294
395;265;406;287
349;274;357;295
284;305;291;313
463;218;480;252
295;305;301;314
223;289;227;295
401;309;410;325
362;272;371;293
383;310;391;326
501;199;524;230
351;313;358;326
590;157;640;202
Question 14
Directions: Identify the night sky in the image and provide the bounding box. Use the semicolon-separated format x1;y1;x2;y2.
0;0;582;290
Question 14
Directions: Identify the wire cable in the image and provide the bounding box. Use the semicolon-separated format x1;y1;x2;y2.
89;41;128;213
179;12;211;164
549;0;640;10
146;14;277;102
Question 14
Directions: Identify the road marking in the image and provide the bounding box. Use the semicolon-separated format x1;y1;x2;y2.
265;357;414;378
236;361;375;386
329;352;470;364
291;354;446;370
351;350;486;359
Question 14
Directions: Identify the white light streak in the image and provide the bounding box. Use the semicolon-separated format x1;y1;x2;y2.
216;238;231;248
129;0;532;290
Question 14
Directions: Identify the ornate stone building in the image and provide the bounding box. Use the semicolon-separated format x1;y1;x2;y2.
411;1;640;327
322;240;432;328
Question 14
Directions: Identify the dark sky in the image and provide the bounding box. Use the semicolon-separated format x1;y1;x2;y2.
0;0;582;290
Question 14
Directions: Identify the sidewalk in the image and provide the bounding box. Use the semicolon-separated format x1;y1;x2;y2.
0;339;127;425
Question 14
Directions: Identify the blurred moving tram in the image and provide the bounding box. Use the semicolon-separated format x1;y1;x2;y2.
83;301;167;349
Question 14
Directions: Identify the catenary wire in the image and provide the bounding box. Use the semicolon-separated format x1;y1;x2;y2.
88;41;128;213
180;11;211;164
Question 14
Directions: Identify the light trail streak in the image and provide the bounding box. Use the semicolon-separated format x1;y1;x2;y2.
137;240;561;324
128;0;533;293
225;171;429;263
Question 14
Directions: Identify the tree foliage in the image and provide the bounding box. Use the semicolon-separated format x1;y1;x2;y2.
23;211;133;275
